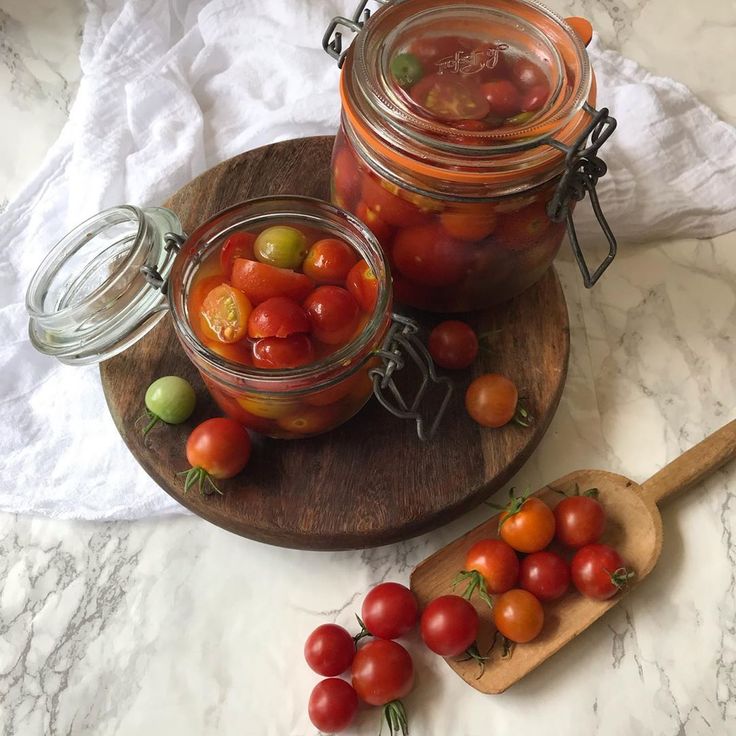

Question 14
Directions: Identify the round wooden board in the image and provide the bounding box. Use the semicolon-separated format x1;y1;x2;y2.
100;136;570;550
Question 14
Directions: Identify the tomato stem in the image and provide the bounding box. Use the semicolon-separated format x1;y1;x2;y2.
497;487;531;533
513;401;534;427
178;467;223;496
458;641;492;679
452;570;493;608
381;700;408;736
606;566;636;590
353;614;372;646
142;411;161;437
501;636;515;659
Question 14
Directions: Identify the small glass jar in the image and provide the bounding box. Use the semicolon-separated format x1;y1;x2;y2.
27;197;451;440
323;0;617;311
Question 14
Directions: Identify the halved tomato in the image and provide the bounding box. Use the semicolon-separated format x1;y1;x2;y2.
200;284;252;343
410;73;490;121
219;231;256;277
231;258;314;305
346;259;380;313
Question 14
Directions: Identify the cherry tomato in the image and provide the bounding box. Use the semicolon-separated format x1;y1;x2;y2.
465;373;521;428
144;376;196;430
511;57;547;89
361;583;419;640
440;204;497;241
499;495;556;553
464;538;519;594
571;544;634;600
254;226;308;270
521;84;549;112
304;623;355;676
276;403;342;435
188;275;226;320
207;387;274;433
420;595;478;657
495;200;551;251
251;334;315;369
304;286;360;345
205;338;253;365
356;200;395;248
493;589;544;643
409;35;471;66
428;320;478;370
411;73;490;121
448;119;491;145
237;394;298;420
182;418;251;494
308;678;358;734
231;258;314;305
390;52;424;88
519;551;570;601
303;238;358;284
219;231;256;277
554;493;606;548
480;80;522;118
200;283;252;343
393;224;470;287
392;272;434;309
333;147;361;204
361;176;428;228
351;639;414;706
247;296;309;339
346;259;380;313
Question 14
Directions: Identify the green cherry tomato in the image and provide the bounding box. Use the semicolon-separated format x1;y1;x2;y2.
390;52;424;88
254;226;308;269
143;376;196;435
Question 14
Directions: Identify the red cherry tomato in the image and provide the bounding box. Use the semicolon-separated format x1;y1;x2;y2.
464;538;519;594
465;373;520;428
247;296;309;339
351;639;414;706
304;286;360;345
440;204;497;241
308;678;358;734
411;73;490;121
333;147;361;204
571;544;634;600
356;200;395;248
231;258;314;305
409;35;471;66
499;496;556;553
420;595;478;657
519;551;570;601
554;493;607;548
304;623;355;676
480;80;522;118
219;231;256;277
276;403;342;435
346;259;380;314
521;84;549;112
252;334;315;369
393;224;470;287
200;283;252;344
495;200;551;251
428;320;478;370
493;589;544;643
361;176;428;228
511;57;547;89
361;583;419;640
303;238;358;285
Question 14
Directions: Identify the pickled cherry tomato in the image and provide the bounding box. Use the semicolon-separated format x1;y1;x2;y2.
496;200;551;250
304;286;360;345
231;259;314;305
480;80;521;118
410;73;490;121
393;224;470;287
303;238;358;284
252;334;315;369
511;57;547;89
219;231;256;277
247;297;310;339
254;226;308;269
440;205;497;241
361;176;428;228
333;147;361;204
200;284;252;343
409;35;468;66
346;260;379;313
356;201;395;247
521;85;549;112
277;403;342;435
390;52;424;88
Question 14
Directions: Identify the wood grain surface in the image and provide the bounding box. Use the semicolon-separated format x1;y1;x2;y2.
100;136;570;550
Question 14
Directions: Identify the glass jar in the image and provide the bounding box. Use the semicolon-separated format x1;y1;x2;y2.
323;0;617;312
26;197;451;440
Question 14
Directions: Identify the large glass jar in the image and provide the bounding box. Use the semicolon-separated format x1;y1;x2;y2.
324;0;617;311
27;197;449;440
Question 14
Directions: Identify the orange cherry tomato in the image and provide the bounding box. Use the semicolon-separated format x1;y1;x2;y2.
495;200;552;251
303;238;358;284
231;258;314;305
361;176;428;228
465;373;519;428
251;334;315;369
247;296;310;339
219;231;256;277
499;496;556;553
493;589;544;643
355;201;395;248
440;204;497;241
393;224;470;287
304;286;360;346
189;274;226;313
346;259;379;313
411;73;490;121
200;283;252;343
465;538;519;594
277;403;343;435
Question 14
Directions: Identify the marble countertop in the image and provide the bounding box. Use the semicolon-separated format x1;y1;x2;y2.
1;1;735;735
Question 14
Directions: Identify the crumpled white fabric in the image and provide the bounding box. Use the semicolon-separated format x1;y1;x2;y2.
1;0;734;520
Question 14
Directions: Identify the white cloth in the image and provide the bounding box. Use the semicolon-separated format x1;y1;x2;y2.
1;0;734;520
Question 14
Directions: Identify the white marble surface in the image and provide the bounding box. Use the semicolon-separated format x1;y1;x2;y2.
1;1;735;735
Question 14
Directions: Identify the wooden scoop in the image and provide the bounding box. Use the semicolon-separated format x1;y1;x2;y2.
410;419;736;694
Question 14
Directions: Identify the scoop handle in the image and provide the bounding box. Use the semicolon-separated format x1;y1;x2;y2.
641;419;736;505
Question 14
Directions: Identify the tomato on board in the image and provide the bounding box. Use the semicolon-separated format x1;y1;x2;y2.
276;403;342;435
440;204;497;241
493;589;544;643
519;550;570;601
304;286;360;345
251;334;315;369
231;258;314;305
571;544;634;600
499;495;556;553
303;238;358;284
247;296;310;339
393;224;470;287
464;538;519;594
356;200;395;248
219;231;256;277
411;73;490;121
346;259;380;313
420;595;478;657
304;623;355;677
351;639;414;706
428;320;479;370
465;373;524;428
554;493;607;548
200;283;252;343
480;80;522;118
521;84;549;112
511;57;547;89
361;583;419;640
496;199;552;251
308;678;358;734
361;176;428;228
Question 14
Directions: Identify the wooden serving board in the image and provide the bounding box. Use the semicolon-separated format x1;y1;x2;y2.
100;136;570;550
